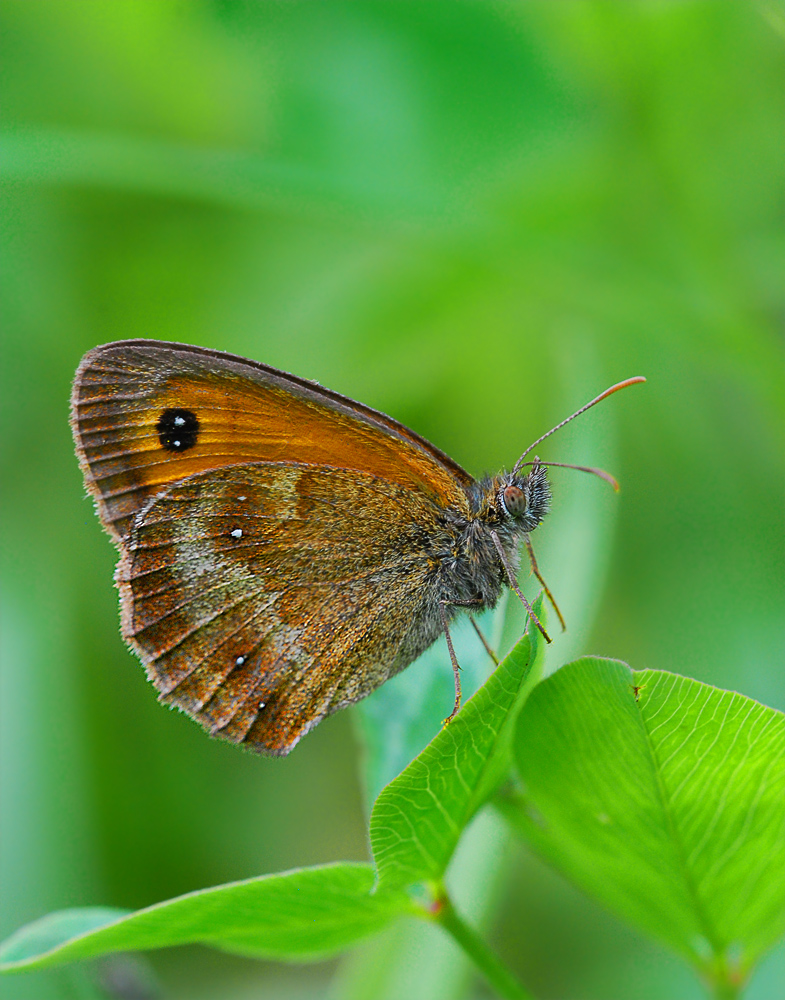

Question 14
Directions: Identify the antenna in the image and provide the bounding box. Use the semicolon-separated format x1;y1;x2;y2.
513;376;646;475
517;460;620;491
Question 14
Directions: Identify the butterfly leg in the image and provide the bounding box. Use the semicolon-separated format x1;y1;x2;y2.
468;615;499;665
438;597;490;724
490;530;552;643
524;535;566;632
438;600;463;724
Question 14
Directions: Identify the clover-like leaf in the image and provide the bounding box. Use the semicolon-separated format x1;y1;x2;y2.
370;600;547;890
502;658;785;988
355;599;514;806
0;864;412;973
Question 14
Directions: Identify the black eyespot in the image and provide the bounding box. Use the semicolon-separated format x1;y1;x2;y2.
157;408;199;452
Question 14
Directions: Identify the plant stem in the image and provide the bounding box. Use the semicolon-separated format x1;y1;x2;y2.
710;974;741;1000
712;986;740;1000
433;891;536;1000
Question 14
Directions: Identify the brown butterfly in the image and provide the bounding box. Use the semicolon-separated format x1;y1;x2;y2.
71;340;643;756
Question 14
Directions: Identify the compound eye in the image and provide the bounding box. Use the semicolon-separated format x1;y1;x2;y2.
502;484;527;517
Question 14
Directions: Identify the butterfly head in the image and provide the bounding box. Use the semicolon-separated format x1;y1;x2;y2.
473;462;551;534
498;461;551;533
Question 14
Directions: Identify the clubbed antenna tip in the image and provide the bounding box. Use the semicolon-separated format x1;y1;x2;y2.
513;376;646;473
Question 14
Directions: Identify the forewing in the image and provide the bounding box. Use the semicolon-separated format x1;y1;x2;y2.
71;339;472;543
119;463;446;755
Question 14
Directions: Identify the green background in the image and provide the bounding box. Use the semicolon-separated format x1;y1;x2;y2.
1;2;782;998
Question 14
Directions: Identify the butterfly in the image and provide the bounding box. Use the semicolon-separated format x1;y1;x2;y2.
71;340;643;756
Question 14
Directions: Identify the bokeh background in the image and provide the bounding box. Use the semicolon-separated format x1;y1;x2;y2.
1;2;782;999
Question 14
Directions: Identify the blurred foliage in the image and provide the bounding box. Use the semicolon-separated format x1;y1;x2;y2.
0;2;782;999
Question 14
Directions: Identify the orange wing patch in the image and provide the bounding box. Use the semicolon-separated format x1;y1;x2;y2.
72;341;472;542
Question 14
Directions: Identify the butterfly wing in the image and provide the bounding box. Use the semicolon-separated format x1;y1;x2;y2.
119;463;451;755
71;340;476;754
71;340;473;543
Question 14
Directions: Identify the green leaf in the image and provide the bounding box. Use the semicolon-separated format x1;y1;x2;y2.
370;600;547;890
503;658;785;985
0;864;412;973
355;598;513;807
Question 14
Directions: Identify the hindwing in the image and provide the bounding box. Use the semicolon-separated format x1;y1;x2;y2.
119;462;450;755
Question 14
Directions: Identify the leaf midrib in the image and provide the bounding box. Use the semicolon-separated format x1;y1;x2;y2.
634;671;723;964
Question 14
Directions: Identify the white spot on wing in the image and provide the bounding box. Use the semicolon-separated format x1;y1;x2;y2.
231;528;243;538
